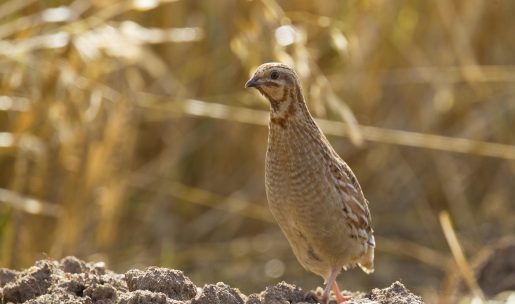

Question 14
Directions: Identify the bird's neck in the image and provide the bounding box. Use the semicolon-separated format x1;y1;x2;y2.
267;88;333;169
268;85;314;130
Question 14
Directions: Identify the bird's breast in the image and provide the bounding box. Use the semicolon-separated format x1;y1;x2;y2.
264;122;337;226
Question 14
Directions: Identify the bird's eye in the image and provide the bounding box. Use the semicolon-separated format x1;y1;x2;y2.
270;71;279;80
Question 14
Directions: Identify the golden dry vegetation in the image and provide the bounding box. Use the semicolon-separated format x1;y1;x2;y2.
0;0;514;302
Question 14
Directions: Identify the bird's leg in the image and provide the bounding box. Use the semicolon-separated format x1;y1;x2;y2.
321;269;339;303
331;281;352;303
318;270;352;304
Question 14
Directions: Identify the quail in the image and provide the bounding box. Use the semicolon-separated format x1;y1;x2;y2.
245;63;375;304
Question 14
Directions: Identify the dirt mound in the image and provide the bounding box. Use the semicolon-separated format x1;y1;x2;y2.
0;257;423;303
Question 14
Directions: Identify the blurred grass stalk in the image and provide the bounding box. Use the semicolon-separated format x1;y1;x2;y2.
440;211;486;302
142;98;515;161
0;188;61;217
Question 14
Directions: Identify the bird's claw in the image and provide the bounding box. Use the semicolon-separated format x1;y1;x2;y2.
310;290;352;304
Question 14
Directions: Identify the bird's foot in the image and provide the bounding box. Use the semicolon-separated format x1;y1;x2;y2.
308;288;351;304
331;279;352;303
333;292;352;303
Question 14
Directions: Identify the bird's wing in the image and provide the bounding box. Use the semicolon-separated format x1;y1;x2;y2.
330;159;374;244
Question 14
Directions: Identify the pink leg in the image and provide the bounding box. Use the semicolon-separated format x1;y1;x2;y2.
332;281;352;303
322;269;339;302
320;269;353;304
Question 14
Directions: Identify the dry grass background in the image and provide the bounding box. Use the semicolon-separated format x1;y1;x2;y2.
0;0;514;302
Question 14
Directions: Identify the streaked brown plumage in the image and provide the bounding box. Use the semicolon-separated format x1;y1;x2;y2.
245;63;375;304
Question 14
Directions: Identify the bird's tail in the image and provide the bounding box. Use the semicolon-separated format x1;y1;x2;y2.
358;240;375;274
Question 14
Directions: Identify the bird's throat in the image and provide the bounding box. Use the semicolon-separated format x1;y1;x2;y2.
268;90;312;130
269;98;296;129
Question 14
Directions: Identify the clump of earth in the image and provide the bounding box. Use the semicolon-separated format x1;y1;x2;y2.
0;257;423;303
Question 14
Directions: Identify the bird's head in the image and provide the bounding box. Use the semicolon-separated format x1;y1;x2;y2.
245;63;302;111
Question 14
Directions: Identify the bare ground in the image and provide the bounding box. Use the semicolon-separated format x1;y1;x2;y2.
0;257;423;304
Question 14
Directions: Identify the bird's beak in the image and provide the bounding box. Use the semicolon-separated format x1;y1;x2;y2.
245;76;261;88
